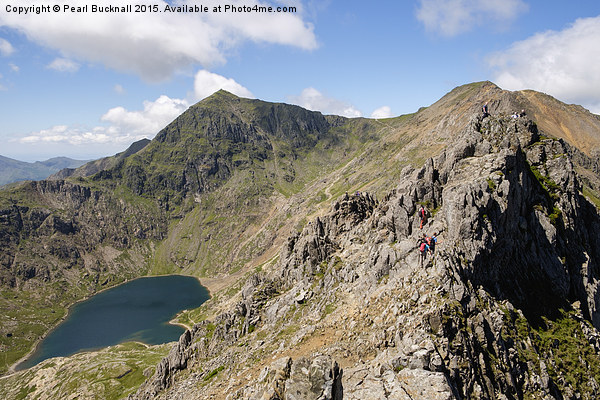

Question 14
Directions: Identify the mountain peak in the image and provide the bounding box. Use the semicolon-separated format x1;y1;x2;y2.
195;89;245;107
208;88;239;99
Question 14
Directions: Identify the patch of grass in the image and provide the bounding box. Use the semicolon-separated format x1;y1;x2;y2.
528;163;560;200
204;323;216;339
537;311;600;395
486;178;496;191
549;206;562;226
203;365;225;381
527;162;564;226
332;256;344;271
501;308;600;397
430;204;442;217
323;303;337;316
15;384;36;400
295;217;308;233
0;282;89;374
277;324;300;339
394;365;405;373
308;190;328;207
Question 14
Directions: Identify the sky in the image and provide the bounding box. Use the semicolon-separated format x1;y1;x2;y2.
1;0;599;161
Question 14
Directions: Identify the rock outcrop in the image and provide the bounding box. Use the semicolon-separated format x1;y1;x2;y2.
132;114;600;400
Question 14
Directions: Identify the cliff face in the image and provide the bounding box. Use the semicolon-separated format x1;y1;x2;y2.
131;115;600;400
0;179;166;287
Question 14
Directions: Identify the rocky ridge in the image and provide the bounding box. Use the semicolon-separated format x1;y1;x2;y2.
131;114;600;399
3;82;600;397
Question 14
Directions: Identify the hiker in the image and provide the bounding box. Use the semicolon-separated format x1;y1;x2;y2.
418;236;429;266
429;232;437;255
418;205;427;229
519;109;526;117
482;102;489;118
511;111;519;119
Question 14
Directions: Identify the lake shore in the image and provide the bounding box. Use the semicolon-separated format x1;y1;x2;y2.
8;274;209;374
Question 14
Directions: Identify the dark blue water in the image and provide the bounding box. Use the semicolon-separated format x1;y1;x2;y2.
17;275;209;370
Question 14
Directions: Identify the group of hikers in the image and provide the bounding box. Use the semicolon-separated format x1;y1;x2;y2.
417;204;438;266
482;101;527;120
418;232;438;266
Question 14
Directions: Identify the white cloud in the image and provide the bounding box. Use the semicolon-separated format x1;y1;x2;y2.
9;63;19;72
370;106;392;119
47;58;80;72
193;69;254;100
288;87;362;117
416;0;528;36
0;38;14;56
20;125;114;145
488;16;600;112
0;0;317;81
101;95;189;136
19;95;188;146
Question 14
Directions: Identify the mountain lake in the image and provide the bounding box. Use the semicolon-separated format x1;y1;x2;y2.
16;275;210;370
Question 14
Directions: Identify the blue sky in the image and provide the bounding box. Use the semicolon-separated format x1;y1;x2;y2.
1;0;599;161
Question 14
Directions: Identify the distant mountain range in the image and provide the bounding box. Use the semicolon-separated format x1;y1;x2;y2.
0;155;89;186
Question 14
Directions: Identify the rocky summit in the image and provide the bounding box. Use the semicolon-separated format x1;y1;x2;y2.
1;81;600;399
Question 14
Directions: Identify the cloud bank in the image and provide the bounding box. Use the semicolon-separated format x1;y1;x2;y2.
371;106;392;119
193;70;254;101
288;87;362;117
0;0;317;81
416;0;527;36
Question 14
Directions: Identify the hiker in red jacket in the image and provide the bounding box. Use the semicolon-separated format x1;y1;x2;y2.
419;205;427;229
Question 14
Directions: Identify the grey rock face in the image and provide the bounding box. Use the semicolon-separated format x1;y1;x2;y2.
132;114;600;400
0;179;166;287
284;356;342;400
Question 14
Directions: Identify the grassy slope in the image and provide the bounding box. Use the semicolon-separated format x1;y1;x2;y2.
0;342;171;400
